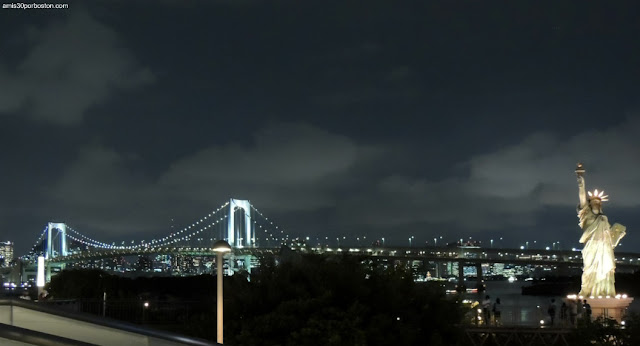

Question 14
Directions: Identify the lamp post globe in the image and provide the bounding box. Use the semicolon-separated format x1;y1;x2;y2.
213;240;232;253
213;240;231;344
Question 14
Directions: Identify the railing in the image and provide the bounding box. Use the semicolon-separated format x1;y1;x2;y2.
39;299;209;327
464;326;572;346
466;306;577;346
471;306;578;328
0;299;216;345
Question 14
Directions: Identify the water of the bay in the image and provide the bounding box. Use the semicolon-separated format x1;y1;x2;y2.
454;280;640;326
464;281;563;326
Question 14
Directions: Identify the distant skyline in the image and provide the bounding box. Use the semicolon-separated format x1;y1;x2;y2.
1;1;640;255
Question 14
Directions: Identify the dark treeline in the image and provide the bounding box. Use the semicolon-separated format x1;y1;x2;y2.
47;255;640;345
48;269;218;301
48;254;465;345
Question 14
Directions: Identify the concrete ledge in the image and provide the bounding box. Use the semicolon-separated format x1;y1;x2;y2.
0;322;97;346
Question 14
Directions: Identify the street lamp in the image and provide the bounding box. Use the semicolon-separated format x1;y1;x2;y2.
213;240;231;344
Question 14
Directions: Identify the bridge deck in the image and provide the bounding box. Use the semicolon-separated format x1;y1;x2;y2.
39;246;640;270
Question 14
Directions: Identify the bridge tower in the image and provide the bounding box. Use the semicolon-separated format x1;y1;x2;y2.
227;199;253;248
46;222;68;259
35;222;69;285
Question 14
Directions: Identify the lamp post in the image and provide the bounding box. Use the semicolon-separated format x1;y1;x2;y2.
37;256;45;298
213;240;231;344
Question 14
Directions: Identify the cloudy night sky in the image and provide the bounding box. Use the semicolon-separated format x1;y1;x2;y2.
1;1;639;255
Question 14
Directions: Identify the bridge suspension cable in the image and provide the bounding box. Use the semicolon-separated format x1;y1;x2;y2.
55;200;232;251
67;225;114;248
250;204;292;246
25;225;48;258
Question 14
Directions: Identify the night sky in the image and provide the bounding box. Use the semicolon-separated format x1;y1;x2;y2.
1;1;640;255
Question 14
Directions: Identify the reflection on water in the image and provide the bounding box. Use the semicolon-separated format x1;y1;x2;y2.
464;281;561;326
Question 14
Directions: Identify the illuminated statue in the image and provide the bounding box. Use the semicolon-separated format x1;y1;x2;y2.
575;163;626;297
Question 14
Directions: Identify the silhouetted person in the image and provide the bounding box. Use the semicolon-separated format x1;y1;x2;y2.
560;302;568;325
577;299;583;320
493;298;502;326
548;299;557;325
583;300;592;321
569;300;578;326
482;295;491;325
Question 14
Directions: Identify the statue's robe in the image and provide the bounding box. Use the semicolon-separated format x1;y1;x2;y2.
578;205;626;297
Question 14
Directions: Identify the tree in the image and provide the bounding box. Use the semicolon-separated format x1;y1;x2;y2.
225;254;465;345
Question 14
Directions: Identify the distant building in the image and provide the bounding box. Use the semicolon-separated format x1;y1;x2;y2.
0;241;14;267
493;263;505;276
172;254;196;274
153;255;171;273
136;256;152;272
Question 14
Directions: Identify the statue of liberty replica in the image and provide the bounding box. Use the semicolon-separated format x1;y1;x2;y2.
575;163;626;297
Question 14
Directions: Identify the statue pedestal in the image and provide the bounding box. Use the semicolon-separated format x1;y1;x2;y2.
565;295;634;323
588;297;634;322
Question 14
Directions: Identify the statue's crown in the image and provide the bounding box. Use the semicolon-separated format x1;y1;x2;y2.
588;189;608;202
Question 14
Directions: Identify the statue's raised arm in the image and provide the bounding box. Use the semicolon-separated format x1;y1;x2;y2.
576;163;587;209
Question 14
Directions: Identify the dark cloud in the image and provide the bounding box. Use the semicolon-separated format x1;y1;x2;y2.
10;114;640;250
40;123;380;239
2;2;640;255
44;146;164;235
336;116;640;237
0;10;153;125
45;117;640;240
159;122;381;211
469;116;640;208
